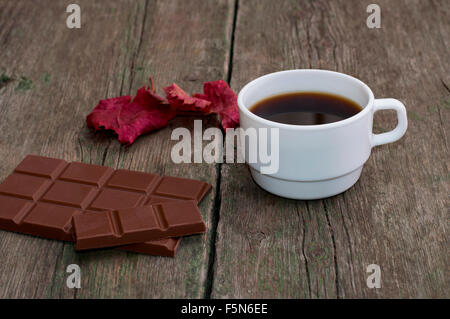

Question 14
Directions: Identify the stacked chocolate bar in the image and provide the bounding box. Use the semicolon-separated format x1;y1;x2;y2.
0;155;211;257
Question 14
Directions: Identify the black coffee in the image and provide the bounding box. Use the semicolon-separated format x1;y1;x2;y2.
249;91;362;125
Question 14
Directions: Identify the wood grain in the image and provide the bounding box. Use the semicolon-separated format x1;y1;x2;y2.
0;0;234;298
0;0;138;299
0;0;448;299
212;0;449;298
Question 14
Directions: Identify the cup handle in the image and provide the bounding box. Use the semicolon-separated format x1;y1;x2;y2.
371;98;408;147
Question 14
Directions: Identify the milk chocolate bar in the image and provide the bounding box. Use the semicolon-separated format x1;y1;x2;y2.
118;238;181;257
0;155;211;256
73;201;205;250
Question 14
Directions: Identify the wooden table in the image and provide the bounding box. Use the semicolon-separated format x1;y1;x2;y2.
0;0;448;299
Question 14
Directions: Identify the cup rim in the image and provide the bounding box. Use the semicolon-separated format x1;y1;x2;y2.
237;69;375;130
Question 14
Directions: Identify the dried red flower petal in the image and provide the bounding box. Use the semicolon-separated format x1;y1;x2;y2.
193;80;239;129
86;87;175;145
86;95;131;133
163;83;211;113
86;77;240;145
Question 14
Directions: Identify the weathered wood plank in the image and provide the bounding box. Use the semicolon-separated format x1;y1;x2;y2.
0;0;141;298
0;0;235;298
73;0;235;299
213;0;449;298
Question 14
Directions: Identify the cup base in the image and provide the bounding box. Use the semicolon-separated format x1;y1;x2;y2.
249;166;363;200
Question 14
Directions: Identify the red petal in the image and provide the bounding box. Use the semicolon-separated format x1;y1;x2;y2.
133;86;167;106
86;87;175;145
87;78;240;145
220;107;240;129
194;80;240;128
164;83;211;113
86;96;131;133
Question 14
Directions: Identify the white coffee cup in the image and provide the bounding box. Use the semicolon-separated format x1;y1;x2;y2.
237;69;407;199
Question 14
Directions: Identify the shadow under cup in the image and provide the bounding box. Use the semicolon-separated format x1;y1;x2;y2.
237;69;377;200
